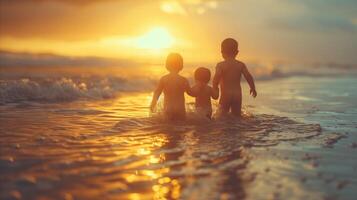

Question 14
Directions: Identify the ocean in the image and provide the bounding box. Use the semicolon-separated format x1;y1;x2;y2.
0;65;356;200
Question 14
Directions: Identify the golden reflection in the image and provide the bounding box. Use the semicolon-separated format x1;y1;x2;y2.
118;127;183;199
129;193;141;200
149;155;161;164
125;174;142;183
66;92;184;199
142;168;170;180
171;179;181;199
151;177;181;200
158;177;171;184
137;148;151;155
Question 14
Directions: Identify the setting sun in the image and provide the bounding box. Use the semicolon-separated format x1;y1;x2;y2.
136;27;174;50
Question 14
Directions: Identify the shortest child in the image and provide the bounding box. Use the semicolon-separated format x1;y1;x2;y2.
191;67;219;119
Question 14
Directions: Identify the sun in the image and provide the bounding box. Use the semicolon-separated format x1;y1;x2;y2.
136;27;174;50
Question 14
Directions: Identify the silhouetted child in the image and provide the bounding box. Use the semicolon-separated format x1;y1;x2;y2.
213;38;257;117
191;67;218;119
150;53;194;121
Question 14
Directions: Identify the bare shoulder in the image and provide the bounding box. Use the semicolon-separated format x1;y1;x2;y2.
215;61;227;73
216;61;225;68
178;75;189;84
178;74;188;80
217;61;225;66
160;74;170;82
235;60;247;70
235;60;246;66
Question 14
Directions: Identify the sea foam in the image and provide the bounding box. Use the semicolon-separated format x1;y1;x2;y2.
0;77;155;103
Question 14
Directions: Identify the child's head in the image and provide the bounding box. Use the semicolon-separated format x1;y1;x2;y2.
194;67;211;84
166;53;183;73
221;38;238;59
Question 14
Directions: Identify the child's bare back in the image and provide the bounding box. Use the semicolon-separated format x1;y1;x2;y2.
150;53;193;121
158;73;190;119
213;38;257;117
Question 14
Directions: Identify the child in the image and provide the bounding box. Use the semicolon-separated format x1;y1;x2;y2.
212;38;257;117
150;53;194;121
191;67;218;119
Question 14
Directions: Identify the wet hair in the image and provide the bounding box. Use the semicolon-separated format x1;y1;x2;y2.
194;67;211;83
221;38;238;58
166;53;183;72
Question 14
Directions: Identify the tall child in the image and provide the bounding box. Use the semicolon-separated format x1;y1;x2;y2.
212;38;257;117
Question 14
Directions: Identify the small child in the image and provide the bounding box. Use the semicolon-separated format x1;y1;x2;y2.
191;67;218;119
213;38;257;117
150;53;194;121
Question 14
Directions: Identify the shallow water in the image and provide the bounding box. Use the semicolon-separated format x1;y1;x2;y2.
1;77;357;200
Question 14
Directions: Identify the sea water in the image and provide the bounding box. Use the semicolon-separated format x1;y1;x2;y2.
0;66;356;200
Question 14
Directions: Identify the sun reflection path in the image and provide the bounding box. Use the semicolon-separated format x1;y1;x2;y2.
119;129;184;200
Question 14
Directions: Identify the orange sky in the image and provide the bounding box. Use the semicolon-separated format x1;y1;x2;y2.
0;0;356;65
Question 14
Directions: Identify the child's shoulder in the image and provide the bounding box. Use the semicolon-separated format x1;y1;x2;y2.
235;59;246;66
216;60;226;67
160;74;170;81
163;73;189;83
178;74;189;81
216;59;245;69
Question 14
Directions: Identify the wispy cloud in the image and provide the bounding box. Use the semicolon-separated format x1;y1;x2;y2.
266;0;357;34
160;0;218;15
0;0;121;6
268;16;357;34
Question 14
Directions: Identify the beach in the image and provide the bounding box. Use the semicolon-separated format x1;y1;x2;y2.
1;0;357;199
1;67;356;200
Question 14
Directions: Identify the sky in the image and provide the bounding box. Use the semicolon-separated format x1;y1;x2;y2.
0;0;356;67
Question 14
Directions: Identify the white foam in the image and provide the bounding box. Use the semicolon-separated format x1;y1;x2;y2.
0;77;154;103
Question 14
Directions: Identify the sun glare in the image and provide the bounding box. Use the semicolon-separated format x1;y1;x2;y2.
136;27;174;50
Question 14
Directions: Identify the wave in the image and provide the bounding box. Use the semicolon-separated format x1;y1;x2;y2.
0;77;155;104
1;62;356;104
247;63;357;81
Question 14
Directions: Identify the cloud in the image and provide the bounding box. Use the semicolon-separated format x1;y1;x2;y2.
268;16;357;34
267;0;357;34
0;0;119;6
161;1;187;15
0;0;153;40
160;0;218;15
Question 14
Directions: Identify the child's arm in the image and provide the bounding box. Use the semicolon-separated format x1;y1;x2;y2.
211;86;219;100
150;78;164;112
184;79;196;97
212;64;221;96
242;64;257;98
